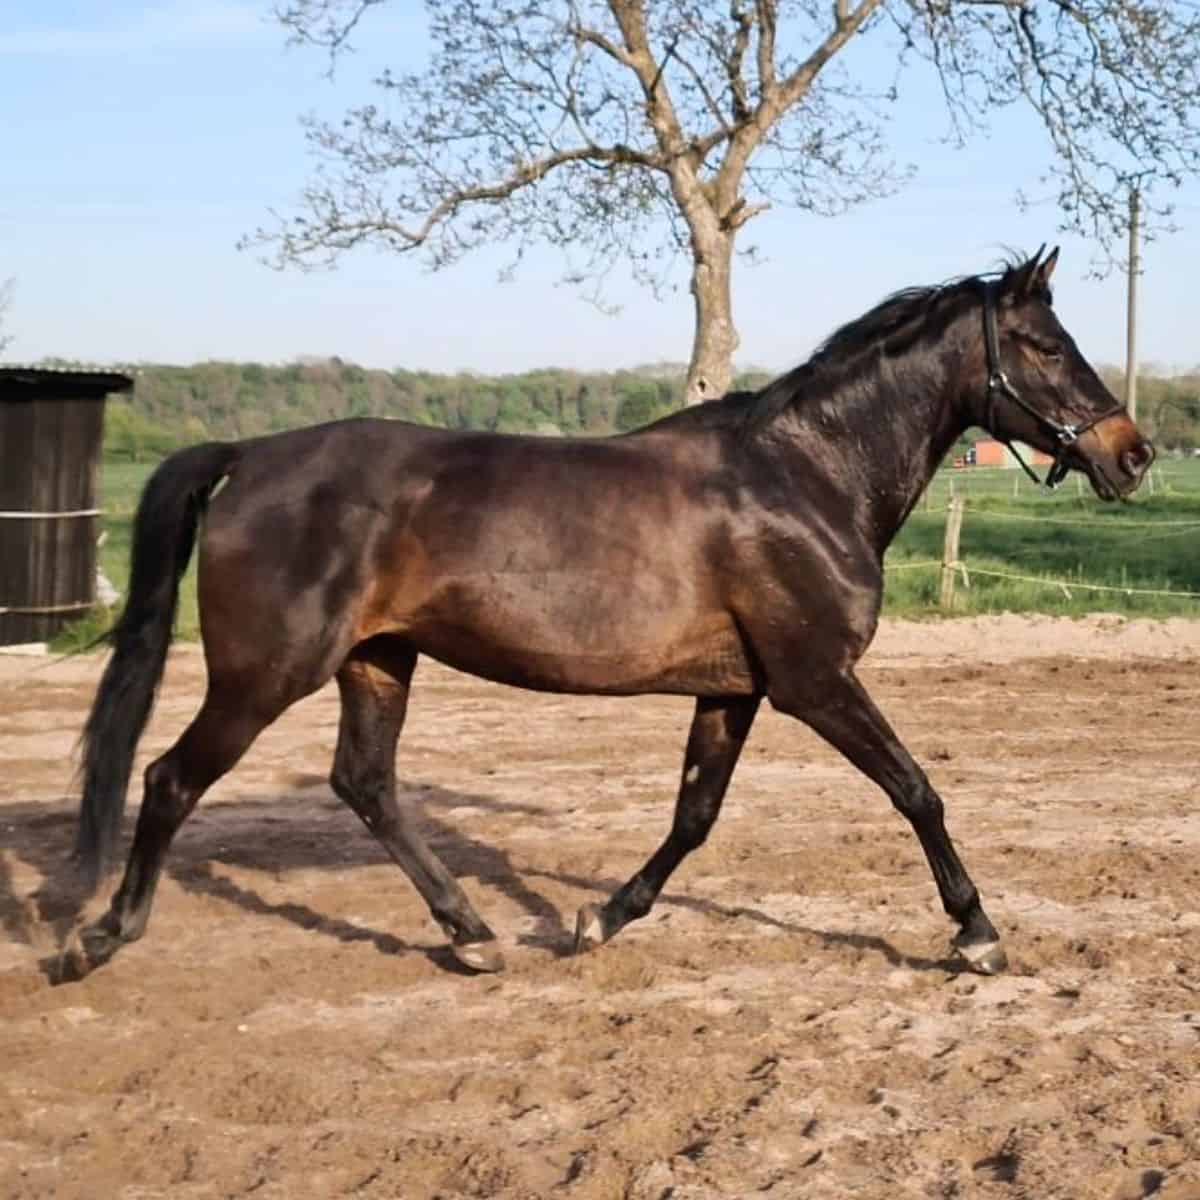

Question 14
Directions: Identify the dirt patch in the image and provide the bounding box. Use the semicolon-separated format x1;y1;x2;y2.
2;617;1199;1199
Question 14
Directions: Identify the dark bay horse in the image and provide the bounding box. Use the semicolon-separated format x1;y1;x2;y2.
72;247;1153;979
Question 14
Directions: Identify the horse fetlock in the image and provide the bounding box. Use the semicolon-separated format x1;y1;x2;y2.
114;905;151;944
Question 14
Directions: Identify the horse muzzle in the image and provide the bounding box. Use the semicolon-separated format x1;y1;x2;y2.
1080;420;1155;501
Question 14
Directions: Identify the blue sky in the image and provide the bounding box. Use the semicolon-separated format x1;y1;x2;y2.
2;1;1197;375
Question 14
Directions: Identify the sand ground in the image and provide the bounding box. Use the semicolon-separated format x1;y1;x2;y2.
1;615;1198;1199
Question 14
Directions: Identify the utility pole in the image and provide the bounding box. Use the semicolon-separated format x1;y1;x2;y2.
1125;186;1140;422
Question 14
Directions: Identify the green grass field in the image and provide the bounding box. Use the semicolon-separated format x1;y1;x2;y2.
61;454;1200;649
69;460;201;647
887;461;1200;617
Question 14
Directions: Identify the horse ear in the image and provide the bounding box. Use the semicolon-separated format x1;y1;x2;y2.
1010;244;1046;297
1033;245;1060;292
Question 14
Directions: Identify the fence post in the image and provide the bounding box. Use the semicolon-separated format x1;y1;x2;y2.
940;496;965;611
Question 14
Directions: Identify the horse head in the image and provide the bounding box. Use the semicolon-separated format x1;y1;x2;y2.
974;246;1154;500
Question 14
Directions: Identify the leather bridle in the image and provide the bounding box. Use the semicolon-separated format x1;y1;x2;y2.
980;282;1125;489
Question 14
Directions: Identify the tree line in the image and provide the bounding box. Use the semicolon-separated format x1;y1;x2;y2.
98;358;771;460
92;357;1200;462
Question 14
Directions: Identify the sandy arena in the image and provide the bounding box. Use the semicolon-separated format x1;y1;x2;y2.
2;615;1198;1200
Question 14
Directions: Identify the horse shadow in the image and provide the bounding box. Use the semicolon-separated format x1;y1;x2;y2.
0;780;962;984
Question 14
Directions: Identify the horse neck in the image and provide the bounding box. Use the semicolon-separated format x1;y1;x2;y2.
777;340;971;555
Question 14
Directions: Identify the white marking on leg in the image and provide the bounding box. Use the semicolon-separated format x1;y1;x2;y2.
685;764;700;784
454;941;504;973
458;945;489;969
956;939;1000;964
953;938;1007;975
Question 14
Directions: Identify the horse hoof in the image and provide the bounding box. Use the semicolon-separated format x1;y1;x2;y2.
952;936;1008;976
53;919;121;983
452;939;505;974
54;933;93;984
574;903;607;955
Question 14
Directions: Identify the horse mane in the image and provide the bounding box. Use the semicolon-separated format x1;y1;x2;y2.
741;251;1053;436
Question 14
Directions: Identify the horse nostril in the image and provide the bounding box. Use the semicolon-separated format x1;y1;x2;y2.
1120;439;1155;478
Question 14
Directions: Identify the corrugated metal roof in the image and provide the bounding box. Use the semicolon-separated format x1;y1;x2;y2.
0;360;139;373
0;365;133;399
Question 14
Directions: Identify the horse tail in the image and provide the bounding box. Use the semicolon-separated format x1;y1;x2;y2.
77;441;239;890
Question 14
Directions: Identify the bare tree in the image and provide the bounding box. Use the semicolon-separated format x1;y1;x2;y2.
247;1;1200;405
0;278;14;355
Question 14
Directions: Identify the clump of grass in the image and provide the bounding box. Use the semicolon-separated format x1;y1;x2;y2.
48;606;116;654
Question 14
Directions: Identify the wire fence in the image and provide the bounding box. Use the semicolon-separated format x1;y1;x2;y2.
945;564;1200;601
920;459;1200;504
884;464;1200;614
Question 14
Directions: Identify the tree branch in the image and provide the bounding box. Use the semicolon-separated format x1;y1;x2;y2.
607;0;688;156
567;14;636;70
715;0;882;209
754;0;777;94
274;0;383;73
776;0;883;113
672;41;734;136
728;2;754;122
247;140;663;265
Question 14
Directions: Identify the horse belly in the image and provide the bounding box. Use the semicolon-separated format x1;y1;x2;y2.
408;570;756;696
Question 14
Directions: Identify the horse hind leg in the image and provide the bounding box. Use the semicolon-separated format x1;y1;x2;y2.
575;694;760;953
331;646;503;973
72;684;274;975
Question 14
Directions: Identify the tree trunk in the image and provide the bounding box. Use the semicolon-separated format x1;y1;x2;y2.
683;228;738;406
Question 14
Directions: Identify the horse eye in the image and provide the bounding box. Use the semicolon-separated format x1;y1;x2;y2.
1042;343;1064;362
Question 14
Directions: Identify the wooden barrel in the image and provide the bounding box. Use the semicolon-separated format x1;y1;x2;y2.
0;368;132;645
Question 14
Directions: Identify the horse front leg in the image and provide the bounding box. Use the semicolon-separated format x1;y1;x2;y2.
772;669;1006;974
574;694;760;953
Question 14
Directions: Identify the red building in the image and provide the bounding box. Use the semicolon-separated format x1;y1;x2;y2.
972;439;1053;468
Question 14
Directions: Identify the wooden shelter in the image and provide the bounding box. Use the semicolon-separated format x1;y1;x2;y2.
0;366;132;645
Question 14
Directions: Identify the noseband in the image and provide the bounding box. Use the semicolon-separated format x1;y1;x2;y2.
981;283;1124;489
